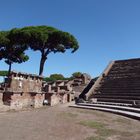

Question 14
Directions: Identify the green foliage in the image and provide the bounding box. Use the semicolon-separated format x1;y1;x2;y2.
72;72;82;78
50;74;64;80
0;31;9;46
0;30;29;66
8;25;79;75
0;31;9;60
44;77;56;82
43;71;84;82
1;25;79;76
43;73;73;82
0;71;8;76
11;25;79;53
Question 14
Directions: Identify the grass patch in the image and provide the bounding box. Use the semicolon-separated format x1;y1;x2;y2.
114;118;131;124
79;120;117;140
79;121;105;129
7;109;16;112
119;131;134;137
85;136;105;140
77;109;108;119
98;128;116;137
60;112;78;118
78;110;107;117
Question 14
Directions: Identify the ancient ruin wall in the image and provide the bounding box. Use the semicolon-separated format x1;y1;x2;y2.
34;94;45;108
0;91;10;111
0;91;3;108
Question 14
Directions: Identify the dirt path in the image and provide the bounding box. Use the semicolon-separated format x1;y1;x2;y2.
0;102;140;140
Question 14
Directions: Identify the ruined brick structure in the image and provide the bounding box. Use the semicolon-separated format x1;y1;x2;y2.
43;73;91;106
43;80;74;106
0;71;92;110
72;73;91;98
0;90;10;111
72;73;91;86
1;71;45;110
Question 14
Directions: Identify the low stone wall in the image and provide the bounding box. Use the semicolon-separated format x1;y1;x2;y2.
0;91;45;112
62;94;67;104
10;93;32;110
0;91;10;111
10;93;44;110
50;94;61;106
34;94;44;108
0;90;72;111
45;93;74;106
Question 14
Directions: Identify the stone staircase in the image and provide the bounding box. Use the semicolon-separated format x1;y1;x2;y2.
84;58;140;106
74;58;140;119
70;103;140;120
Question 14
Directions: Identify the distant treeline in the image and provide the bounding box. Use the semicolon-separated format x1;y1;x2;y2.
44;72;83;82
0;71;84;82
0;71;99;83
44;73;98;82
0;71;8;76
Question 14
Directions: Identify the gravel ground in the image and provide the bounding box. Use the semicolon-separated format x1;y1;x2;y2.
0;102;139;140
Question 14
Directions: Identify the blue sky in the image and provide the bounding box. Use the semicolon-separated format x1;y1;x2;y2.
0;0;140;78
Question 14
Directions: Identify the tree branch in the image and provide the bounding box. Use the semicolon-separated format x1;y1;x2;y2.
44;48;50;56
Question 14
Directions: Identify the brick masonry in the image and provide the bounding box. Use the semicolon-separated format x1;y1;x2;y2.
0;71;45;111
0;72;91;111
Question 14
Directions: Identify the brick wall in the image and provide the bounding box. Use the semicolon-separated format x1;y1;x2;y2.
50;94;61;106
34;94;44;108
0;91;10;111
9;77;42;93
0;91;3;106
10;93;44;110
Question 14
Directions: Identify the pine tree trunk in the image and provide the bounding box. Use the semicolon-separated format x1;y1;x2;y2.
8;62;12;77
5;62;12;90
39;55;46;76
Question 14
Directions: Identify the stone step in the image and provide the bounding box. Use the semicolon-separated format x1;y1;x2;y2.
107;72;140;75
91;98;139;104
101;78;140;83
102;77;140;82
93;92;140;96
111;65;140;69
88;101;132;106
91;95;140;100
95;89;140;93
99;84;140;88
96;86;140;89
77;103;140;113
94;92;140;95
70;104;140;120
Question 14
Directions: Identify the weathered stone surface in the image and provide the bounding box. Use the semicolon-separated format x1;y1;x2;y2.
0;71;45;111
85;58;140;106
43;73;91;106
0;71;92;110
7;71;43;93
0;91;10;111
